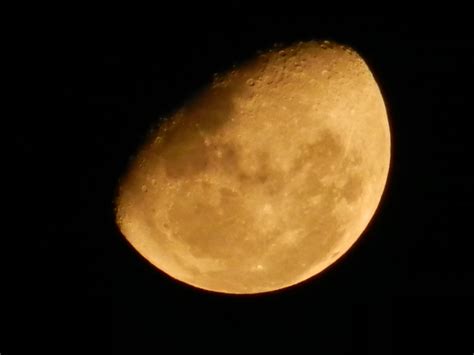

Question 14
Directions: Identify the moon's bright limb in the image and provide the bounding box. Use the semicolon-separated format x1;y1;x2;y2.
115;40;391;294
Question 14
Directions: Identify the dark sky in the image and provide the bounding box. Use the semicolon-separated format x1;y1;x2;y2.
9;15;473;354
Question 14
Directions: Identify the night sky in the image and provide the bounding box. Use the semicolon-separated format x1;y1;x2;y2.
9;15;473;354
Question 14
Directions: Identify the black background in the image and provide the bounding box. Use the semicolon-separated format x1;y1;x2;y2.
9;14;473;354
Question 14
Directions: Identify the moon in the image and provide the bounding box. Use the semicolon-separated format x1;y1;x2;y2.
115;40;391;294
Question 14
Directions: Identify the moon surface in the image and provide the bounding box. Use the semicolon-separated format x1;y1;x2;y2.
115;40;391;294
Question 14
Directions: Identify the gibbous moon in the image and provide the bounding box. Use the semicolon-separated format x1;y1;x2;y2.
116;40;390;294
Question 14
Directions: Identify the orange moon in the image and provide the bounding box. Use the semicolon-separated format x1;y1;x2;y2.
115;40;391;294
